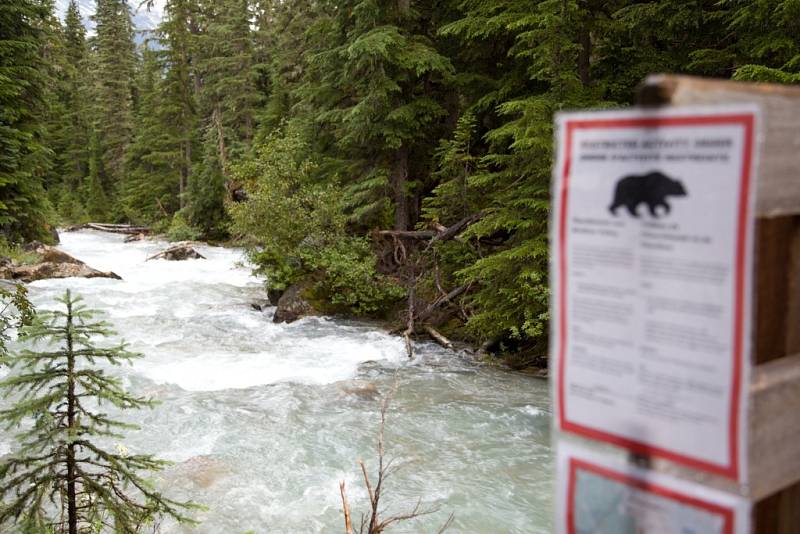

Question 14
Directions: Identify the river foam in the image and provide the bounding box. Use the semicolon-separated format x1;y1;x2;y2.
28;231;407;391
3;229;553;533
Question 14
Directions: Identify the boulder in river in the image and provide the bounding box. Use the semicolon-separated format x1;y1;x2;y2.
0;243;121;283
338;380;381;400
273;283;317;323
124;233;147;243
147;244;206;261
250;300;269;312
267;287;284;306
169;455;228;489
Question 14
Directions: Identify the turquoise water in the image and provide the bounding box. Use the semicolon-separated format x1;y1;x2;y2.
1;230;553;533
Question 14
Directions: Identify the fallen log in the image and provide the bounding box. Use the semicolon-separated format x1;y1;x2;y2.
430;212;483;243
377;229;437;239
86;223;151;235
424;325;454;351
147;244;205;261
65;223;151;235
376;212;484;242
390;284;468;336
415;284;468;324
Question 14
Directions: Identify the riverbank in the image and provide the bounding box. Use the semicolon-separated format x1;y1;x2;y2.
78;226;549;376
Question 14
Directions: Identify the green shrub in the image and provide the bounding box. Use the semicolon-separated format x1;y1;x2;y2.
305;237;405;316
228;130;402;317
165;213;201;242
0;238;41;265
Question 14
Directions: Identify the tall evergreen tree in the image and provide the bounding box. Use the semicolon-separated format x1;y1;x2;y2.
123;45;183;222
422;0;598;354
58;1;92;197
91;0;137;213
187;0;259;237
0;0;55;242
302;0;454;231
0;290;197;533
157;0;200;212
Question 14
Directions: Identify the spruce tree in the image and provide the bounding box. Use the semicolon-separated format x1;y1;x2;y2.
58;0;92;200
0;0;56;242
420;0;594;354
0;284;34;358
123;45;183;223
156;0;200;213
302;0;453;231
91;0;137;214
188;0;259;237
0;290;197;533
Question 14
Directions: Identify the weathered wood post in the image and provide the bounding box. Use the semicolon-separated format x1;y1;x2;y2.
636;75;800;533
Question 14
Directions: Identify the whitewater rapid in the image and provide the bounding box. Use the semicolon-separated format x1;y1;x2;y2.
1;230;553;533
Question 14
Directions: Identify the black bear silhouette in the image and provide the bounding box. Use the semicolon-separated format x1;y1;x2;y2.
609;171;687;218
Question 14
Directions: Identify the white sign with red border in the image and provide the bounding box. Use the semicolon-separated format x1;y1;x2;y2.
551;106;759;481
556;441;751;534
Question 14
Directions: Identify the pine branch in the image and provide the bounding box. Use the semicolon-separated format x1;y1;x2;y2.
0;290;199;532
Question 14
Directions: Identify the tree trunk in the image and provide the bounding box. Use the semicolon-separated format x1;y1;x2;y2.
578;23;591;87
212;104;229;177
391;146;411;231
181;139;191;211
65;297;78;534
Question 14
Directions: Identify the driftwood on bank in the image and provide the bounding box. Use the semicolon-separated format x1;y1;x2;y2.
147;244;205;261
376;212;483;243
424;326;454;351
390;284;467;338
378;214;484;358
65;223;151;235
415;285;468;325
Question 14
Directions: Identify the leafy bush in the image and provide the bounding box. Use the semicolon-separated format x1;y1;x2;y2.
166;213;202;242
0;238;42;265
305;237;405;316
229;130;403;316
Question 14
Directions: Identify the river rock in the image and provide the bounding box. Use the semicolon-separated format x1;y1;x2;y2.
170;455;228;489
338;380;381;400
250;301;268;312
267;287;284;306
0;244;121;283
124;233;147;243
147;244;206;261
273;283;316;323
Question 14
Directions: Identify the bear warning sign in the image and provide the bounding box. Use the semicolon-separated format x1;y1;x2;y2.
550;106;760;482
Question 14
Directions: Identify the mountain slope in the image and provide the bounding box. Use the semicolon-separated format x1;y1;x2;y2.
55;0;163;35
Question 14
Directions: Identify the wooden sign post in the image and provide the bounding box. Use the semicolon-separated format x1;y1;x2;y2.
636;75;800;533
550;75;800;533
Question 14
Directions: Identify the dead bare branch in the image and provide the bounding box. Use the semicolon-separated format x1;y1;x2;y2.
338;378;452;534
424;326;454;351
403;282;416;359
340;481;355;534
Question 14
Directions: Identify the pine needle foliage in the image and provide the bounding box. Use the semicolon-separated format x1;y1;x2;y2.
0;284;34;358
0;290;198;534
0;0;56;242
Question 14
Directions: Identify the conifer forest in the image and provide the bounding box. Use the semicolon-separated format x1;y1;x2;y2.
3;0;799;360
1;0;799;532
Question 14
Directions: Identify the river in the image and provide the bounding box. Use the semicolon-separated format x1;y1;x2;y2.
1;230;553;533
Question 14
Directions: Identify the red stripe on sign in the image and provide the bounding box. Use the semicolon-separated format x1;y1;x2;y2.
566;457;735;534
